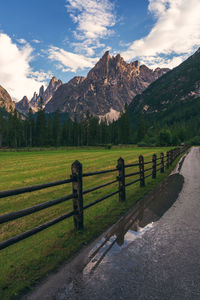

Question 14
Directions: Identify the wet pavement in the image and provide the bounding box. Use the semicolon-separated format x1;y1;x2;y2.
25;147;200;300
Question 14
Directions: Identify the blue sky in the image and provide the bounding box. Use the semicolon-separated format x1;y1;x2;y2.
0;0;200;101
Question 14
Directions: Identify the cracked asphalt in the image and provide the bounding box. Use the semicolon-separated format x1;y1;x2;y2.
25;147;200;300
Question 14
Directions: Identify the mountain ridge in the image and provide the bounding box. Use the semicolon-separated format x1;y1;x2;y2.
45;51;170;119
128;46;200;145
129;47;200;117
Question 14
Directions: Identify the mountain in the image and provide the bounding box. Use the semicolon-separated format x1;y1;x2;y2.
0;85;16;114
129;47;200;128
15;96;30;115
45;51;170;119
15;76;63;115
29;76;63;111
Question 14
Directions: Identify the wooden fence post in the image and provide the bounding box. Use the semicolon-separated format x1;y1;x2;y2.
170;149;172;164
139;155;145;187
166;151;169;169
171;149;175;163
117;157;126;202
152;154;157;179
71;160;83;230
160;152;164;173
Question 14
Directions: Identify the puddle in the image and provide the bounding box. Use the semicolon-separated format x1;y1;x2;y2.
84;222;154;275
82;171;184;276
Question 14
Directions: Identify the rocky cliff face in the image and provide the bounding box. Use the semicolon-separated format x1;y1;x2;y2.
0;85;16;113
16;96;30;115
29;76;62;111
42;76;62;105
45;76;86;114
45;51;170;118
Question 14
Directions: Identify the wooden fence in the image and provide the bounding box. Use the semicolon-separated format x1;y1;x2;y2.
0;146;189;251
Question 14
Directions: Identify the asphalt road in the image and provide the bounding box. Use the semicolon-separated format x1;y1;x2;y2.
26;147;200;300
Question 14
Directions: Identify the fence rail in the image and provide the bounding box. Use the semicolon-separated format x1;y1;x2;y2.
0;145;189;251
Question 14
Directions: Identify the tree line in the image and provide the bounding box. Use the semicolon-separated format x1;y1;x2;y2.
0;107;131;148
0;103;199;148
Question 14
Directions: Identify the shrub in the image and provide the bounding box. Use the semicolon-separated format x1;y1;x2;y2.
187;136;200;145
105;144;112;149
159;129;172;146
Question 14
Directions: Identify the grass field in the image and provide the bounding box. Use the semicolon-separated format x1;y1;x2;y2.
0;147;177;299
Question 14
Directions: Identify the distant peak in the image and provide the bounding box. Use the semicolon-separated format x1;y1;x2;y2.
102;50;111;60
22;96;29;102
39;85;44;97
131;60;140;68
50;76;58;85
115;53;122;62
104;50;110;56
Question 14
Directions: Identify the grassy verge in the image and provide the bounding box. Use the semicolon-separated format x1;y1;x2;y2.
0;147;181;299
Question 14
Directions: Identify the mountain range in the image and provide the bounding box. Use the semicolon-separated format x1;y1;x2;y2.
14;51;169;119
1;47;200;132
15;76;62;115
45;51;169;119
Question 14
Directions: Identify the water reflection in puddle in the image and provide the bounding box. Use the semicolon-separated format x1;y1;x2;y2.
84;222;154;275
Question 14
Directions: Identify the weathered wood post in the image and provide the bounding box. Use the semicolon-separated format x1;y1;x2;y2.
169;150;173;165
171;149;175;163
166;151;169;169
71;160;83;230
117;157;126;202
160;152;164;173
173;149;176;161
139;155;145;187
152;154;157;179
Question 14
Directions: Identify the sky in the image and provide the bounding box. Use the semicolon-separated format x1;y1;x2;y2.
0;0;200;102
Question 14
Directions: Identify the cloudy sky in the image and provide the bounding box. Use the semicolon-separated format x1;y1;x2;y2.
0;0;200;101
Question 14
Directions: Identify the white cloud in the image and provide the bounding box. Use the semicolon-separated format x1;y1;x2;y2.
65;0;115;55
48;46;98;72
32;39;41;44
0;33;51;101
30;70;53;82
46;0;115;74
16;38;27;44
122;0;200;69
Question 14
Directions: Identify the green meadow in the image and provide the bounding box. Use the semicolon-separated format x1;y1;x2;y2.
0;147;178;299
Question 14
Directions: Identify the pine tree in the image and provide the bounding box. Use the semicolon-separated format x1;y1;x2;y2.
35;98;46;146
27;108;35;147
137;113;146;142
53;110;60;146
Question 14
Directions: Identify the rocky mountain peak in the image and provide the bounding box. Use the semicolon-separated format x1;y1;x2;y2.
46;52;170;119
0;85;16;113
115;53;121;61
27;76;63;113
87;51;111;81
32;92;38;101
50;76;58;86
39;85;44;97
42;76;63;105
131;60;140;69
102;50;111;61
21;96;29;104
15;96;30;115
